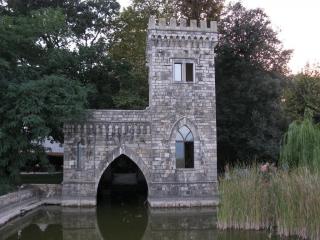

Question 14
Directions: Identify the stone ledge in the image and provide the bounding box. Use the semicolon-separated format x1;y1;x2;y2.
0;200;59;227
0;185;62;227
61;199;95;207
148;197;219;208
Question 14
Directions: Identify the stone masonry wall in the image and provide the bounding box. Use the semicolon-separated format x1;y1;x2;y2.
62;16;218;207
62;110;152;206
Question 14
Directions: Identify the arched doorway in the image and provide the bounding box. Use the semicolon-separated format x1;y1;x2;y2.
96;154;148;239
97;154;148;205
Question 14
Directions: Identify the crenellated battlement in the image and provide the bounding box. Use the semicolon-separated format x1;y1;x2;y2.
147;16;218;43
148;16;217;33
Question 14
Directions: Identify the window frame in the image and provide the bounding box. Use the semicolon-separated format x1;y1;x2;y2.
174;63;182;82
173;59;196;83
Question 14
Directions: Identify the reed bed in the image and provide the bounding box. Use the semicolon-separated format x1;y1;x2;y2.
218;167;320;240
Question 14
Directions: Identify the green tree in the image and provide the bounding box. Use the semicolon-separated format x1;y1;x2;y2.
174;0;224;20
0;0;144;109
108;0;176;109
0;0;150;188
2;0;120;48
280;115;320;170
0;6;91;186
284;66;320;121
0;76;88;182
215;3;292;164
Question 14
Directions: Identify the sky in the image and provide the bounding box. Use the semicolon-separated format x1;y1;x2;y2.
117;0;320;73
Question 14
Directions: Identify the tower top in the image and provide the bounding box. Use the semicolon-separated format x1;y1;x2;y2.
148;16;217;33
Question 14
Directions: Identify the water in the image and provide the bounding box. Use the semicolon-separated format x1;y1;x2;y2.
0;205;294;240
0;189;295;240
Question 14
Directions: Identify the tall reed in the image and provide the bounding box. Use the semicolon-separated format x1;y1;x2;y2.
273;168;320;239
218;167;320;240
217;167;273;230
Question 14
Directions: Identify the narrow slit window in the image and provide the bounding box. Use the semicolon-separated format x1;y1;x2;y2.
174;63;182;81
76;142;82;169
186;63;194;82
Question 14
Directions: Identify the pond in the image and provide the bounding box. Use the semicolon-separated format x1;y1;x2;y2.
0;192;295;240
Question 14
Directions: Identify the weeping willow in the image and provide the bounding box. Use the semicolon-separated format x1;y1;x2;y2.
280;116;320;170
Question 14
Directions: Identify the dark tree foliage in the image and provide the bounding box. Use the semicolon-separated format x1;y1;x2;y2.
0;1;124;185
2;0;120;47
1;0;145;110
108;0;174;109
284;67;320;121
174;0;224;20
0;7;91;184
0;0;150;186
215;3;292;166
0;76;88;182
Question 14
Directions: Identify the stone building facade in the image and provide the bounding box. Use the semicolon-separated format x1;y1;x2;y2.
62;16;219;207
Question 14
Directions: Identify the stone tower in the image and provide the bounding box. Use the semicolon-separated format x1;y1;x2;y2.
145;17;218;206
62;17;218;207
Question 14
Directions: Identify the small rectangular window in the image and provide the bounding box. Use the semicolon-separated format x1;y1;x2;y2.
186;63;194;82
173;61;195;83
174;63;182;81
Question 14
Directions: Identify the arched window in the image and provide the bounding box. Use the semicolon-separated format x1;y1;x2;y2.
176;126;194;168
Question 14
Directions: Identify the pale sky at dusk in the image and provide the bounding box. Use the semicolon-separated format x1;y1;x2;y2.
117;0;320;74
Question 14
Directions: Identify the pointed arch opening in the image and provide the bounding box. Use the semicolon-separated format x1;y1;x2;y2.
96;153;149;239
176;125;194;168
97;154;148;206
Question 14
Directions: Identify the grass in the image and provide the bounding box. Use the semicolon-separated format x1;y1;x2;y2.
19;172;63;184
218;166;320;240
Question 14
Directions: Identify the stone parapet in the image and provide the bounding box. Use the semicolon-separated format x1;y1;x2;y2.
148;16;217;32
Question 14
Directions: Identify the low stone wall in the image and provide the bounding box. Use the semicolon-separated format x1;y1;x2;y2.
0;184;62;226
0;187;39;212
30;184;62;204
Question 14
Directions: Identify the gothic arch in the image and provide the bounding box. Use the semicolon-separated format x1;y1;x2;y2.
95;145;150;196
168;117;200;142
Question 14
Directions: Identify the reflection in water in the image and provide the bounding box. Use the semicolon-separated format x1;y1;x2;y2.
97;189;148;240
2;207;63;240
1;205;294;240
